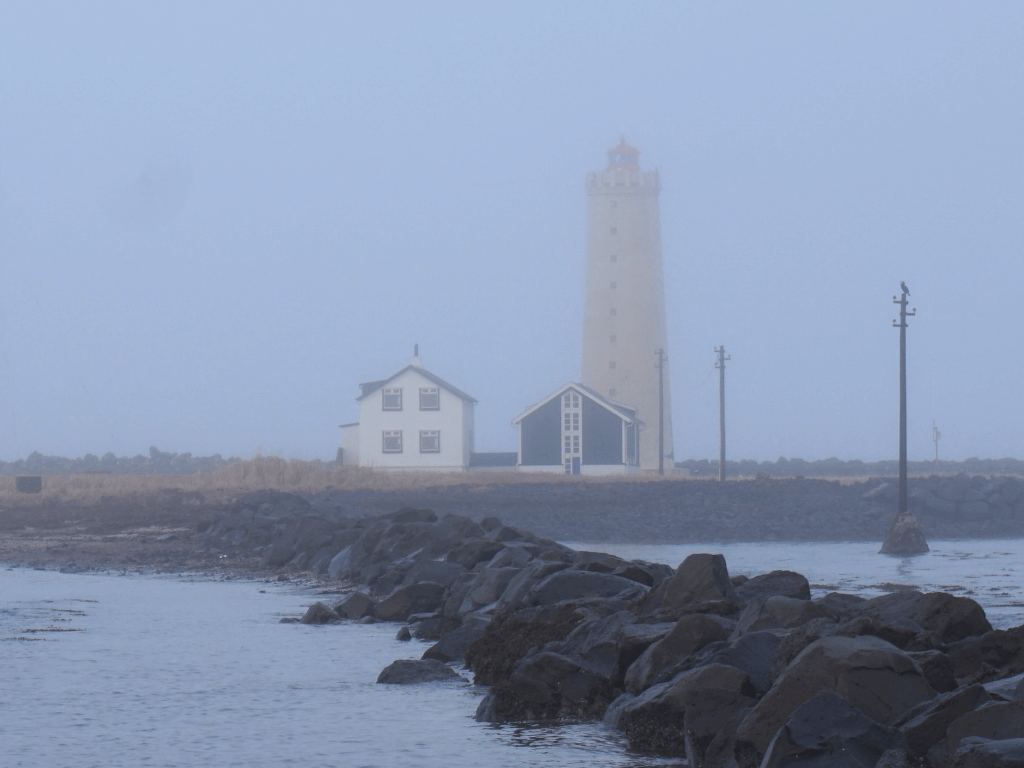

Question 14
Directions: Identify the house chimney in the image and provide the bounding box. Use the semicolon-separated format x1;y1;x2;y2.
412;343;422;368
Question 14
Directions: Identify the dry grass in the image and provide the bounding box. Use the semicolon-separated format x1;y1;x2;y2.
0;456;700;507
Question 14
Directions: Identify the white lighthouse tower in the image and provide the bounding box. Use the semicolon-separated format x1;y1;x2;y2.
581;139;673;471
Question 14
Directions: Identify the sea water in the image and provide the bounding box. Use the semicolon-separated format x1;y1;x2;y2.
2;540;1022;768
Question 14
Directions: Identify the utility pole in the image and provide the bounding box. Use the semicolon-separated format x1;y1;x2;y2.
656;348;666;476
893;285;916;513
715;346;730;481
932;420;941;466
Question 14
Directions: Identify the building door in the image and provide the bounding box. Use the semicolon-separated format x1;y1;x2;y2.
561;391;582;475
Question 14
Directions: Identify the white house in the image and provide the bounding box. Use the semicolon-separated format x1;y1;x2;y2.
512;382;641;475
339;350;476;471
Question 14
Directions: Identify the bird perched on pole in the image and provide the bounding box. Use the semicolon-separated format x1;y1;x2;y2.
901;281;910;296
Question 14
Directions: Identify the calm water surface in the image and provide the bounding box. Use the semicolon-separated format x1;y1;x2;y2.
3;539;1021;767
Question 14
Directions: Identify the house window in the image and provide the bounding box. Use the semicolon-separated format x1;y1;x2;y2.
382;388;402;411
564;459;572;475
564;412;571;430
572;412;579;431
419;387;439;410
609;361;616;369
572;435;580;454
419;430;440;453
564;435;572;453
382;431;402;453
609;255;617;263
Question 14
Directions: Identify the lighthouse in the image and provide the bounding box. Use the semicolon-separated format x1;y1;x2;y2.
581;139;674;471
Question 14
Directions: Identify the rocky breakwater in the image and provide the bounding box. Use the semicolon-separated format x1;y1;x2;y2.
202;499;1024;766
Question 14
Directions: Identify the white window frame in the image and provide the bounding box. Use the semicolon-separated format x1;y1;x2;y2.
419;430;440;453
382;430;403;453
419;387;440;411
382;388;402;411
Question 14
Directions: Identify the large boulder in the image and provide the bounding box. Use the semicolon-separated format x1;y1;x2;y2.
708;630;782;695
624;613;733;694
946;700;1024;756
334;592;376;620
734;570;811;604
375;582;447;622
299;601;340;625
984;672;1024;702
422;622;488;663
897;684;991;759
619;663;758;760
462;566;522;612
465;604;587;687
558;611;674;688
946;626;1024;684
759;691;900;768
733;635;936;767
733;594;832;635
447;539;507;569
376;658;463;684
476;651;619;722
639;553;738;618
860;590;991;645
954;737;1024;767
527;570;647;607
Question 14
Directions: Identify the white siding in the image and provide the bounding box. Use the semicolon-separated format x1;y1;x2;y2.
356;368;473;470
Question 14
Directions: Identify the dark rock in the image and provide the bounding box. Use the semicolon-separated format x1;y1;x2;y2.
465;604;587;686
947;626;1024;683
299;602;340;625
759;691;900;768
404;560;468;588
910;650;959;693
494;561;570;612
278;617;301;624
624;613;734;694
478;651;619;722
946;701;1024;755
559;611;674;688
463;566;522;611
334;592;376;620
639;553;737;617
734;635;936;765
769;617;841;682
734;594;832;635
387;507;438;524
412;616;460;640
879;510;930;555
602;692;636;729
897;684;991;759
984;672;1024;702
528;570;647;607
376;658;463;684
422;622;487;663
620;663;757;760
375;582;447;622
861;590;992;645
734;569;811;604
572;550;628;573
611;561;673;588
709;630;782;695
486;546;532;569
447;539;506;569
261;541;297;568
479;516;502;532
954;737;1024;767
396;626;411;641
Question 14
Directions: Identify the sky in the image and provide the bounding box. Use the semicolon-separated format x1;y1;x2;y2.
1;2;1022;463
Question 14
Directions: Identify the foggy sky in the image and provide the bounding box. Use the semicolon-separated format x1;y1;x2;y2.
1;2;1022;463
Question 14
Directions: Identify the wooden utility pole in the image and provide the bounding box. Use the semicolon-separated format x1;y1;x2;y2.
893;286;916;513
932;420;941;466
715;346;730;481
656;348;666;476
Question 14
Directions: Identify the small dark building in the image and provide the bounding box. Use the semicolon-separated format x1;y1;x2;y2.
512;383;641;475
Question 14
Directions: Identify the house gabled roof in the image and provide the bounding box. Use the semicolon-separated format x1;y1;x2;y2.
357;365;477;404
511;382;640;426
